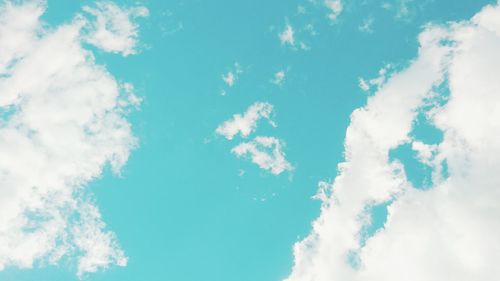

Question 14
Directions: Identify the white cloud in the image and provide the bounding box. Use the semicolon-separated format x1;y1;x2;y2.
279;24;295;46
232;136;293;175
271;70;286;86
0;0;144;277
222;72;235;86
222;62;243;87
285;2;500;280
325;0;343;22
216;102;275;140
82;1;148;56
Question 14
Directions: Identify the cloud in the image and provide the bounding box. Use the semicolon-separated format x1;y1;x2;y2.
222;63;242;87
271;70;286;86
359;17;374;33
232;136;293;175
82;1;148;56
285;2;500;280
411;140;437;165
222;72;236;86
0;0;145;277
325;0;343;22
216;103;292;175
216;102;275;140
279;24;295;46
358;64;393;92
358;78;370;91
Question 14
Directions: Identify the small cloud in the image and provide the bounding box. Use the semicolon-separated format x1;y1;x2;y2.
324;0;343;22
358;78;370;91
299;41;311;51
279;23;295;46
303;23;318;36
297;5;307;14
271;70;286;86
215;102;275;140
358;64;394;92
232;136;293;175
221;63;243;88
222;72;236;87
359;17;374;33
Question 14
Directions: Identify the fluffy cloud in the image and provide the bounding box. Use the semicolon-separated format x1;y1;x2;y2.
325;0;343;22
232;136;293;175
82;1;148;56
285;2;500;280
0;0;145;277
216;102;275;140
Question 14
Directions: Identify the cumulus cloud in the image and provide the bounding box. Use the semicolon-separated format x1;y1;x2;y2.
325;0;343;22
0;0;145;277
216;102;275;140
232;136;293;175
285;2;500;280
82;1;148;56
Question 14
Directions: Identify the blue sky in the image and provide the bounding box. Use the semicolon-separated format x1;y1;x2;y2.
0;0;499;281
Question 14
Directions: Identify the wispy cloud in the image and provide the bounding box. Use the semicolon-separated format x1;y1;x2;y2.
216;102;275;140
359;17;374;33
271;70;286;86
221;62;243;89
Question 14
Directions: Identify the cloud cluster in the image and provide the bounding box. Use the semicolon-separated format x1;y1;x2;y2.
216;103;292;175
285;2;500;280
0;0;146;277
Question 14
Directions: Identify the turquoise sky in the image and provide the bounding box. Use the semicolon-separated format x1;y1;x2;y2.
0;0;495;281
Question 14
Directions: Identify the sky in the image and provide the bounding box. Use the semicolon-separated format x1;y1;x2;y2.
0;0;499;281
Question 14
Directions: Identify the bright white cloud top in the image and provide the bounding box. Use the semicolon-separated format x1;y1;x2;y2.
0;0;146;277
285;1;500;280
